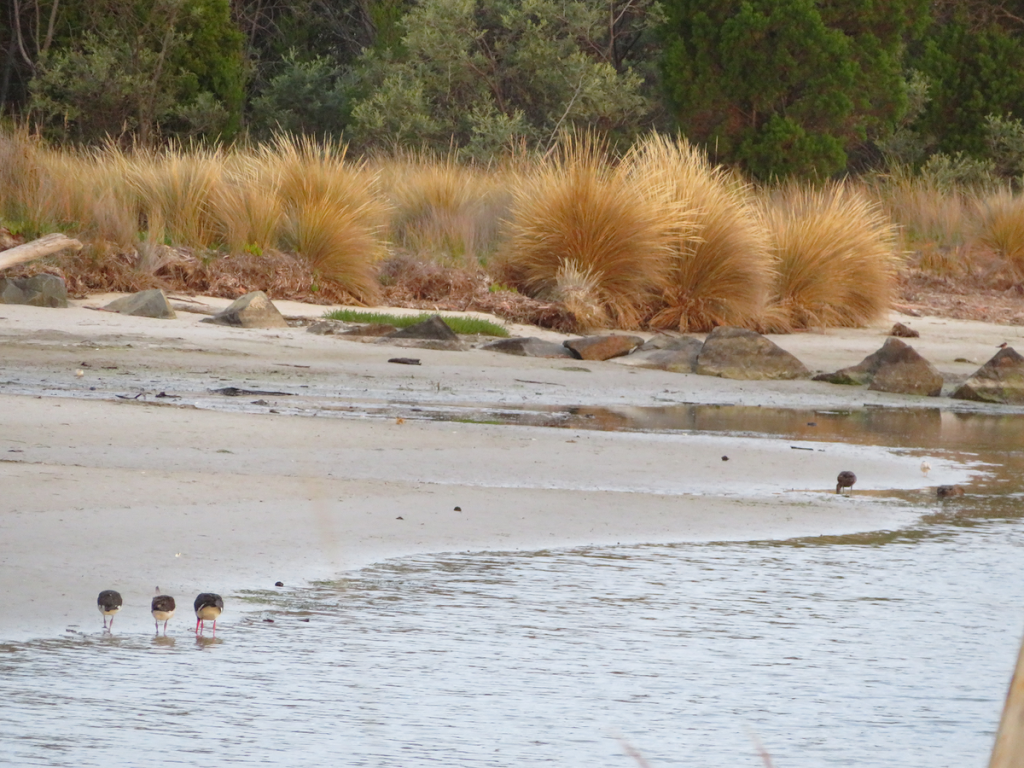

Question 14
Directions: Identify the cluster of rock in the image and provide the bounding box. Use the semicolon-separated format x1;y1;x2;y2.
8;281;1024;405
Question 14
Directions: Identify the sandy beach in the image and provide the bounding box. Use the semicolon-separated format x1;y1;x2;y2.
0;296;1016;641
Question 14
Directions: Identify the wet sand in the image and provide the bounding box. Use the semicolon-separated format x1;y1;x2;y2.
0;296;1014;640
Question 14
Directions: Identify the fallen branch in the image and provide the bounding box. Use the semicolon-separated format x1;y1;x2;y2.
0;233;82;271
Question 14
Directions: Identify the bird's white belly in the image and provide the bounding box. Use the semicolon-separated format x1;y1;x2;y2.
152;610;174;622
196;606;221;621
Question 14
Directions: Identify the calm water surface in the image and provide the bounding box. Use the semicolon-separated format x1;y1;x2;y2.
2;406;1023;767
2;509;1023;767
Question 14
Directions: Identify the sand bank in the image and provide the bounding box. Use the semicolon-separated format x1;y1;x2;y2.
0;297;1011;640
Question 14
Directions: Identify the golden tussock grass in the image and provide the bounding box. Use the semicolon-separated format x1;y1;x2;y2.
972;189;1024;278
503;134;681;330
377;152;509;267
760;183;900;332
626;134;772;332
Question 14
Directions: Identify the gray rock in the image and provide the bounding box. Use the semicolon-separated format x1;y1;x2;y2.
564;334;644;361
815;338;942;396
639;335;700;352
952;346;1024;404
0;274;68;307
104;288;176;319
624;337;703;373
342;323;397;337
480;337;574;358
695;326;809;380
387;315;459;342
306;319;347;335
201;291;288;328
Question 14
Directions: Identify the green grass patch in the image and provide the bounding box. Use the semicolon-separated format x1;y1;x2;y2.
323;309;509;337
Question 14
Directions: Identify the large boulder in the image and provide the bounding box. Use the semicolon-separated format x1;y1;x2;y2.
480;337;574;358
952;347;1024;404
104;288;176;319
201;291;288;328
0;274;68;307
564;334;644;361
815;338;943;396
622;337;703;373
695;326;809;380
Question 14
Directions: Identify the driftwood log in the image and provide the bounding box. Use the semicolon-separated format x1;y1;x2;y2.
0;233;82;271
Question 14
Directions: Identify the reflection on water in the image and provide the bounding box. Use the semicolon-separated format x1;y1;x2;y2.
1;508;1022;767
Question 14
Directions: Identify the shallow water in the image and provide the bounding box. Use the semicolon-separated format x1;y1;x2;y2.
3;403;1024;767
2;502;1022;767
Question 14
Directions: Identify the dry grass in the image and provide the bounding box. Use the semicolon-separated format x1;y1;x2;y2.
503;134;680;330
627;134;773;332
377;153;510;267
761;183;901;332
973;189;1024;278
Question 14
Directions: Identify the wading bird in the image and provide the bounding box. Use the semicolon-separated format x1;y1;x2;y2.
97;590;122;630
151;589;176;635
194;593;224;634
836;471;857;494
921;460;931;476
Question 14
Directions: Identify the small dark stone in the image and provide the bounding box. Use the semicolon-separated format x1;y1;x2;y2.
396;515;404;520
454;506;462;511
275;581;284;587
388;315;459;341
807;422;817;426
889;322;920;338
388;357;421;365
721;456;729;461
263;618;275;623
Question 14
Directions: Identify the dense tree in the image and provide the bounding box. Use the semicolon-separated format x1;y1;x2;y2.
659;0;927;179
11;0;244;143
346;0;653;156
907;5;1024;158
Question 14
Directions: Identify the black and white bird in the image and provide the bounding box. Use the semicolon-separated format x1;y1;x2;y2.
97;589;123;630
194;593;224;634
151;589;176;635
836;471;857;494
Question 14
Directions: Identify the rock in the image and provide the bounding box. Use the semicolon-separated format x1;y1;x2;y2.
387;315;459;342
480;337;574;358
201;291;288;328
890;322;920;338
104;289;176;319
815;337;943;397
0;274;68;307
623;337;703;374
378;337;466;351
306;320;346;335
695;326;809;380
342;323;396;337
952;347;1024;404
639;335;699;352
564;334;644;361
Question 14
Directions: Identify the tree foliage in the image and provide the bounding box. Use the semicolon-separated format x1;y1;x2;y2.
346;0;653;157
659;0;927;179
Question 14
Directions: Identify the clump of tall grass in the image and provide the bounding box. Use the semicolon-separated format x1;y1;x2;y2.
377;152;509;266
761;183;900;332
127;144;225;248
626;134;772;332
504;134;681;330
972;188;1024;277
261;135;388;303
